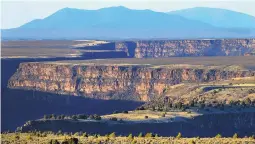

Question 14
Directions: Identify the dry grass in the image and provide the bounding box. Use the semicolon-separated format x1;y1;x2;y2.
102;110;199;121
1;133;254;144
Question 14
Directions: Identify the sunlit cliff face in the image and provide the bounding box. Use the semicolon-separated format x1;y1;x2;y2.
8;62;254;101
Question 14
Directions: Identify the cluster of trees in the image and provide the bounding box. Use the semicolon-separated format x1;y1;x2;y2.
140;97;255;112
43;114;101;121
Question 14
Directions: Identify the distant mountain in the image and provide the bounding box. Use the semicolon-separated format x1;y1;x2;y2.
2;6;255;39
169;7;255;29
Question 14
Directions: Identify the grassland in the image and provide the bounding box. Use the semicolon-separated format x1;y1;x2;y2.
1;133;254;144
1;40;110;58
44;56;255;69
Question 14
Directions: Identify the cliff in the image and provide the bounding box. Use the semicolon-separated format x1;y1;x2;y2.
8;60;255;101
115;39;255;58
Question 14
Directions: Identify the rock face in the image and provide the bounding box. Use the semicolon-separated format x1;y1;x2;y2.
115;39;255;58
8;62;255;101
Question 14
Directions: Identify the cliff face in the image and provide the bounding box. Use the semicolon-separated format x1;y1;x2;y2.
115;39;255;58
8;62;254;101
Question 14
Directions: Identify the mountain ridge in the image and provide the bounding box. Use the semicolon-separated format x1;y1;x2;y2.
2;6;255;39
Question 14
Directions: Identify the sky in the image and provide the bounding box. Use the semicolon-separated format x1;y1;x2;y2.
1;0;255;29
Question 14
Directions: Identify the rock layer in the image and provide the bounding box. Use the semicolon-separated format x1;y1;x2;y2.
115;39;255;58
8;62;255;101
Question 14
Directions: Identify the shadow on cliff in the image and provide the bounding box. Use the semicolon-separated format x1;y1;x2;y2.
1;89;144;131
1;58;142;132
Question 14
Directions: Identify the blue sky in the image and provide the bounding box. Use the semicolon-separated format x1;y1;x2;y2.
1;0;255;29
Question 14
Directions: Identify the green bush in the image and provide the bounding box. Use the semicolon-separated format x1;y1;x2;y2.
82;132;88;137
109;132;116;138
49;139;60;144
215;133;222;138
176;132;182;139
122;111;129;114
145;133;153;137
113;110;120;114
128;133;133;140
138;132;143;137
233;133;238;138
71;115;78;120
110;117;118;121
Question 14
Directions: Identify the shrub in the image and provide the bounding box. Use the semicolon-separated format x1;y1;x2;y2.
44;115;49;120
189;140;196;144
144;116;149;119
176;132;182;139
77;114;87;119
62;138;78;144
122;111;128;114
71;115;77;120
128;133;133;140
215;134;222;138
113;110;120;114
161;113;166;117
88;115;94;119
93;114;101;120
233;133;238;138
198;103;205;109
110;117;118;121
244;98;252;106
83;132;88;137
74;132;80;136
138;132;143;137
155;134;159;137
109;132;116;138
15;135;20;140
50;114;56;119
145;133;153;137
136;106;145;110
49;139;60;144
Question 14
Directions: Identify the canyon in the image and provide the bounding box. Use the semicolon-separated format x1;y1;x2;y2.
8;57;255;102
114;39;255;58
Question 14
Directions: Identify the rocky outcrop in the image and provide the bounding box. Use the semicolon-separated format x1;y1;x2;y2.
8;62;255;101
115;39;255;58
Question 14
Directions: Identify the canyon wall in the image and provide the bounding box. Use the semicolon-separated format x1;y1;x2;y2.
8;62;255;101
115;39;255;58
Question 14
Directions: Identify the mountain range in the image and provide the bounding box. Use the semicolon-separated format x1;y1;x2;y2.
2;6;255;40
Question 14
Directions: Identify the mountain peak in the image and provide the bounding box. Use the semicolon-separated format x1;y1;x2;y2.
169;7;255;28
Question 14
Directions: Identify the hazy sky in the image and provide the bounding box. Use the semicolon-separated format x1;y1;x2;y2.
1;0;255;29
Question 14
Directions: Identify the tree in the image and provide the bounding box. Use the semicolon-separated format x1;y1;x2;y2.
145;133;153;137
138;132;143;137
244;98;252;106
128;133;133;140
49;139;60;144
50;114;56;119
176;132;182;139
215;133;222;138
110;117;118;121
93;114;101;120
71;115;77;120
122;111;128;114
109;132;116;138
233;133;238;138
43;115;49;120
83;132;88;137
